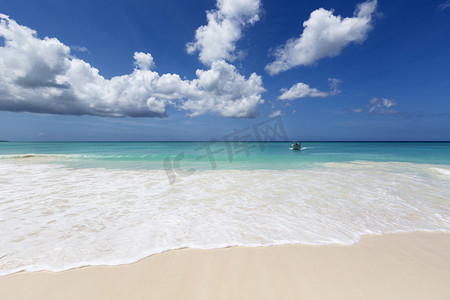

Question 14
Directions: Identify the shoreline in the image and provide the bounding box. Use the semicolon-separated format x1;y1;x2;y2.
1;232;450;299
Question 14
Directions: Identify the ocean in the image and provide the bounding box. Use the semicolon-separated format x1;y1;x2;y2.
1;141;449;275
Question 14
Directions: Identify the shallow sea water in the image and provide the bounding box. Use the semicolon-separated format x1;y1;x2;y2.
0;142;449;275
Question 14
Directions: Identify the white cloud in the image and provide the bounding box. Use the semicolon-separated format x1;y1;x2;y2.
368;97;398;114
186;0;261;65
269;110;281;118
71;45;88;52
328;78;341;95
351;108;362;113
180;60;264;118
438;1;450;11
0;14;265;118
278;78;340;100
133;52;155;70
265;0;377;75
279;83;328;100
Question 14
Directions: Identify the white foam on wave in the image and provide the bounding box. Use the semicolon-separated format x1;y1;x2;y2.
0;153;95;160
432;167;450;177
0;160;449;275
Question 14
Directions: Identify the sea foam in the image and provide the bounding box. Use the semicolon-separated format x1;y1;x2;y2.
0;160;449;275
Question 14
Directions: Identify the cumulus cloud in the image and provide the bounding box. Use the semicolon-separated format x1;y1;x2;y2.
265;0;377;75
186;0;261;65
279;83;327;100
181;60;264;117
368;97;398;114
0;14;264;118
278;78;340;100
133;52;155;70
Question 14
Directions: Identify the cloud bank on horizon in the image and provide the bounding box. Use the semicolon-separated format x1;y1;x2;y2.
0;0;377;119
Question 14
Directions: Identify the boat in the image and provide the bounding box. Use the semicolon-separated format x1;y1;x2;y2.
291;141;301;150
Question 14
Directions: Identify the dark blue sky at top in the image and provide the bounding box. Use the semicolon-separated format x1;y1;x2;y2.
0;0;449;141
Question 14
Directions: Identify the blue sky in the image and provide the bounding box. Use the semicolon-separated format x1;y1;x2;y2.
0;0;449;141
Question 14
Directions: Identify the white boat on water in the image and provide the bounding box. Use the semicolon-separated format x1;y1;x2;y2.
291;141;301;150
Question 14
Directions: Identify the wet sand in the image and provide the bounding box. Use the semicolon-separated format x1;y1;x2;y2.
1;232;449;300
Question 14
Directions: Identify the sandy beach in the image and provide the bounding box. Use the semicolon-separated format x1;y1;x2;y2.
1;232;449;300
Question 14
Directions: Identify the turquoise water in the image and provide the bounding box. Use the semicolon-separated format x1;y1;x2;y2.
1;141;450;170
1;141;449;275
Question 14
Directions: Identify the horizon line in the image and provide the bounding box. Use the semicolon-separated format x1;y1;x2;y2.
1;140;449;143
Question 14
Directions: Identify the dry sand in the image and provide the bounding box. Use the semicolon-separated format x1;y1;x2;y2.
1;232;449;300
